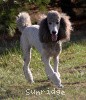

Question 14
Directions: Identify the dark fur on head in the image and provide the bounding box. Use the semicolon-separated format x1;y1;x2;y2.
39;18;51;43
39;11;72;43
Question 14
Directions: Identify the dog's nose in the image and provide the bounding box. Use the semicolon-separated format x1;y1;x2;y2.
52;31;56;34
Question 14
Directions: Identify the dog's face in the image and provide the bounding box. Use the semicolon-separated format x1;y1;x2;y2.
47;11;61;41
39;10;72;43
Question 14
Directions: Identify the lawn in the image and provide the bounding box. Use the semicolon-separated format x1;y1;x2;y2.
0;29;86;100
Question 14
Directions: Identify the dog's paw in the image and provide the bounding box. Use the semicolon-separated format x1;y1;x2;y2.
58;84;64;88
30;80;34;84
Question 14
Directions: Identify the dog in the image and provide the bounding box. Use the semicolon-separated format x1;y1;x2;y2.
16;10;72;88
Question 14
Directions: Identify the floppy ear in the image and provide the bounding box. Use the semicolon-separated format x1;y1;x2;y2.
58;14;72;42
39;18;52;43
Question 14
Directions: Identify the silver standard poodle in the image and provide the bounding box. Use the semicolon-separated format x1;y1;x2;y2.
16;10;72;88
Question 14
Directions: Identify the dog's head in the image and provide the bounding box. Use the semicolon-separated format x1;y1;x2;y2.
47;11;61;42
39;10;73;43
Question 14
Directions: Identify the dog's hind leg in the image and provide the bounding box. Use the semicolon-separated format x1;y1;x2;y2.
23;47;34;83
21;36;34;83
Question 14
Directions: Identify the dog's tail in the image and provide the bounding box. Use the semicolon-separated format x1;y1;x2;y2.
16;12;31;32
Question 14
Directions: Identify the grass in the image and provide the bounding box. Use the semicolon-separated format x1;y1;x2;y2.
0;32;86;100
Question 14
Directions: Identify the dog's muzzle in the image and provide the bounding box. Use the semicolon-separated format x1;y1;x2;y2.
51;31;57;41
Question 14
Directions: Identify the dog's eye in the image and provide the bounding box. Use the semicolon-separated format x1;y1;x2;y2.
56;22;59;24
49;22;52;25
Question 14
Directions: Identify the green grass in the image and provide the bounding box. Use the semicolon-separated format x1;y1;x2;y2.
0;34;86;100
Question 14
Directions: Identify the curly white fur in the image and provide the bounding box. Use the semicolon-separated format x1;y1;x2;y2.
16;12;31;32
16;10;72;88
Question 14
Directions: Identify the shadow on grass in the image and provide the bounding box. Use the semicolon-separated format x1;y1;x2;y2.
0;89;19;100
63;23;86;49
0;83;51;99
35;78;49;83
63;81;86;86
32;84;51;93
0;40;21;56
72;23;86;41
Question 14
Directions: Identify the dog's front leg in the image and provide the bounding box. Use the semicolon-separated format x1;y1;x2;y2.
42;55;63;88
53;56;60;78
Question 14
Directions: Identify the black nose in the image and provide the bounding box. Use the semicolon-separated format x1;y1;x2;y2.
52;31;56;34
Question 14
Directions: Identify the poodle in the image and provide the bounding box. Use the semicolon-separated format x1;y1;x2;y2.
16;10;72;88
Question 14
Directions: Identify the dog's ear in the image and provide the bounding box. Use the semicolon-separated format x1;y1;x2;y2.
58;14;72;42
39;18;52;43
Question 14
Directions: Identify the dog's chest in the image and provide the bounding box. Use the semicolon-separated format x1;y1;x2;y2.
42;42;62;56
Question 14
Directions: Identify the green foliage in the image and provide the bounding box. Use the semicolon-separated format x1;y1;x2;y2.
0;9;17;36
0;1;19;36
28;0;50;11
28;0;50;4
35;0;50;11
0;0;50;36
